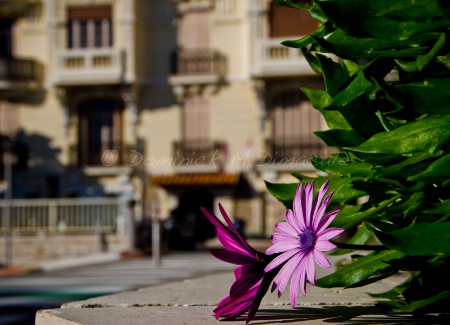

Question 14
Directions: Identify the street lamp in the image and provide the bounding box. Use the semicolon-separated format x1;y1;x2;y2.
2;138;13;267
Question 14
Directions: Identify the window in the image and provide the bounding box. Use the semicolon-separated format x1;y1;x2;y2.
269;3;318;38
0;19;13;57
178;10;210;50
68;6;112;49
270;90;326;160
78;99;122;166
177;95;213;163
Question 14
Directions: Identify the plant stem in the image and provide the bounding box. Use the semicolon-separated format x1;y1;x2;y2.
331;241;389;251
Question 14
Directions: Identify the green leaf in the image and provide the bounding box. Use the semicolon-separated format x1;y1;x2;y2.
408;154;450;182
424;199;450;215
265;181;298;209
330;204;366;229
314;129;366;148
301;88;352;130
374;221;450;256
316;0;449;40
390;79;450;114
344;116;450;154
391;291;450;312
282;21;335;49
316;54;350;96
330;225;373;255
374;152;440;177
272;0;312;9
311;155;374;177
311;34;430;60
301;88;332;110
316;250;406;288
395;33;445;72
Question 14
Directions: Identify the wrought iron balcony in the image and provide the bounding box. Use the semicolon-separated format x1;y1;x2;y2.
264;138;336;164
69;141;134;167
173;139;224;166
252;37;316;77
0;57;41;94
54;48;124;85
169;49;226;86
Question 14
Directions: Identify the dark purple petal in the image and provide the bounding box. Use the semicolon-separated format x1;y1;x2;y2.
219;203;256;255
246;270;277;323
216;229;255;258
230;269;264;299
210;249;256;265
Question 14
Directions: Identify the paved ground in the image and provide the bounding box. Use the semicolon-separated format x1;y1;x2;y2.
37;271;450;325
0;251;235;325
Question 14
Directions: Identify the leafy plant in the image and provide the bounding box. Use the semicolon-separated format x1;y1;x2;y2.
267;0;450;313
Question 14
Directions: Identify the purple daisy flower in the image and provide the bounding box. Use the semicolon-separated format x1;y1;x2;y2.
201;204;276;323
264;180;344;307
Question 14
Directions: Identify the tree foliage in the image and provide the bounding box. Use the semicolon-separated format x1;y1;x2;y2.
267;0;450;312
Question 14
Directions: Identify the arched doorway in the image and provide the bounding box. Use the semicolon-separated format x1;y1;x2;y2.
77;97;123;166
168;188;215;250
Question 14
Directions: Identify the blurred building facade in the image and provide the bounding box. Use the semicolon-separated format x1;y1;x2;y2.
1;0;332;246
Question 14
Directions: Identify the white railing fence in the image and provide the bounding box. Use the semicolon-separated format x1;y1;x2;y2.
0;198;120;235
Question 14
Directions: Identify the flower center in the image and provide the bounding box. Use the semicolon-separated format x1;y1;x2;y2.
299;229;316;252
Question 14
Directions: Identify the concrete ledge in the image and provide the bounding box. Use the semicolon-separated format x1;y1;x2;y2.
35;270;450;325
36;305;449;325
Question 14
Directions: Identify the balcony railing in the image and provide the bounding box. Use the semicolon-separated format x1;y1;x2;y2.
54;48;124;85
0;57;38;81
173;140;224;166
0;198;119;235
69;141;134;167
171;49;226;75
252;37;316;77
264;139;337;164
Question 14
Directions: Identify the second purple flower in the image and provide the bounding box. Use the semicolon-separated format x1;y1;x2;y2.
265;180;345;307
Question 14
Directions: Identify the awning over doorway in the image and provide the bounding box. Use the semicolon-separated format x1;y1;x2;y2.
150;173;239;187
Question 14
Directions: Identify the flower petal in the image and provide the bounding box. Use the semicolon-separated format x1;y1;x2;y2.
317;227;345;241
271;232;298;244
286;209;304;233
275;252;304;297
312;192;333;232
210;249;256;265
264;248;300;272
311;180;330;229
316;210;340;234
289;257;307;307
305;252;316;286
303;181;314;228
219;203;255;254
265;242;299;255
293;183;303;222
275;222;299;237
313;248;331;269
315;239;337;252
230;269;264;299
